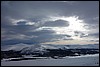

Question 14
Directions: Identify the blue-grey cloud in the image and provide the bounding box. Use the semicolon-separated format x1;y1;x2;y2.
17;21;27;25
88;33;99;38
43;20;69;27
1;1;99;46
74;31;87;37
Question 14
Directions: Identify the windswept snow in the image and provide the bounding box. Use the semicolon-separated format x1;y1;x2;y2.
1;54;99;66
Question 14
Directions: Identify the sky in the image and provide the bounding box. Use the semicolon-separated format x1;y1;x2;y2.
1;1;99;46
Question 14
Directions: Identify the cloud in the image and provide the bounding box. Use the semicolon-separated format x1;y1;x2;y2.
17;21;27;25
1;1;98;21
1;1;99;46
74;31;88;38
1;39;35;45
1;27;72;45
43;20;69;27
88;33;99;38
1;1;99;28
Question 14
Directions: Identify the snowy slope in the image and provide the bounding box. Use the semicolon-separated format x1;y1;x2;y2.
1;54;99;66
1;43;99;52
20;44;47;54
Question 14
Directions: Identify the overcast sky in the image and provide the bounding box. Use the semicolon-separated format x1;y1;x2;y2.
1;1;99;46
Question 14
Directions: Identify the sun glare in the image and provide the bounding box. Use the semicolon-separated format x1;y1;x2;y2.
51;16;86;31
66;16;86;31
48;16;88;40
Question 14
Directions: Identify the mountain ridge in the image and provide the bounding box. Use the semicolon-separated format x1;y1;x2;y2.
1;43;99;52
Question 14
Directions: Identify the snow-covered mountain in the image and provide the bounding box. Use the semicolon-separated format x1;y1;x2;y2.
1;43;99;52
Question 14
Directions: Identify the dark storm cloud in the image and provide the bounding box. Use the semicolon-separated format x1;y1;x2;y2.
1;1;99;45
43;20;69;27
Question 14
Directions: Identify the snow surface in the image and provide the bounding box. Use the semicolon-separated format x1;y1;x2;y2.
1;43;99;51
1;54;99;66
